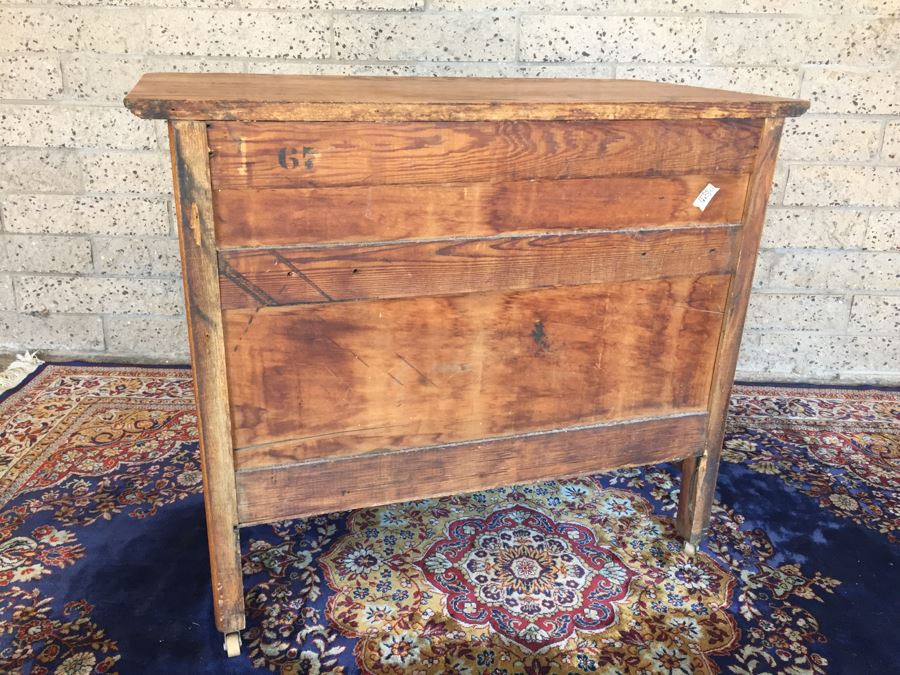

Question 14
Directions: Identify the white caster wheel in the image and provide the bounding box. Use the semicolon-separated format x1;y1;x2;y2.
224;632;242;657
683;541;697;557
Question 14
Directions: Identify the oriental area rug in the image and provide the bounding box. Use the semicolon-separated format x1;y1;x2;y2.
0;364;897;674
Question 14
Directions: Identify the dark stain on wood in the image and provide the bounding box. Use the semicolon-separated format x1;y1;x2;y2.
531;320;551;353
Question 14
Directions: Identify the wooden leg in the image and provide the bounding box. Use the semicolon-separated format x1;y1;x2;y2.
168;121;246;655
677;119;786;553
209;521;245;656
676;450;721;549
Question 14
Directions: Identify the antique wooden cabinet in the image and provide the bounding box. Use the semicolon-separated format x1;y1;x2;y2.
125;74;807;656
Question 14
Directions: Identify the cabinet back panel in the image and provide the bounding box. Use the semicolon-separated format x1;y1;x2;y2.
224;274;729;466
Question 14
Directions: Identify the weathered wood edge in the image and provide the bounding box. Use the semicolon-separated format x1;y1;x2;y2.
128;99;809;122
124;73;810;123
676;117;786;545
168;120;245;635
234;412;708;525
125;73;810;122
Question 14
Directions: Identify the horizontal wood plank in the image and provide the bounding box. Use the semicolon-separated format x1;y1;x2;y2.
214;173;749;248
125;74;809;122
218;226;739;309
234;412;707;524
208;119;761;190
225;274;729;462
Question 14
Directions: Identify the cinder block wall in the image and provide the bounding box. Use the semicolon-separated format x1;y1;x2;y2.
0;1;897;383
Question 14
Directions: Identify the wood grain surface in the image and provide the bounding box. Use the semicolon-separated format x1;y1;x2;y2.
218;226;739;309
213;173;749;248
125;73;809;122
208;119;762;190
168;121;245;635
678;118;786;545
234;412;708;524
225;274;729;464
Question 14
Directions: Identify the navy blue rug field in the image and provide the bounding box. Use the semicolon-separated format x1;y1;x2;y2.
0;364;897;674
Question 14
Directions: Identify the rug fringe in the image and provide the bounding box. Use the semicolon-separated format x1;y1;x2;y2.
0;351;43;394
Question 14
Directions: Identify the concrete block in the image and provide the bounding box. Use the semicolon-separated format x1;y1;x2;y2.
0;54;63;99
0;104;74;148
0;7;79;53
80;151;170;194
863;210;899;251
0;311;104;352
0;148;83;193
75;8;147;54
16;275;183;315
781;116;882;162
334;13;516;62
801;68;899;114
761;208;868;249
521;15;703;63
746;292;850;331
147;10;330;59
64;54;246;102
755;249;899;292
92;237;181;276
3;234;93;274
882;120;900;163
0;276;14;312
737;332;900;378
104;315;189;361
849;294;900;333
784;165;900;207
706;17;898;67
1;195;169;236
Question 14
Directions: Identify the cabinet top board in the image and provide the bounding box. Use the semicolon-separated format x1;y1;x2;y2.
125;73;808;122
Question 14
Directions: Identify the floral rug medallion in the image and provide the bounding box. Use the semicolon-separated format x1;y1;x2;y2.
415;505;635;652
319;484;738;673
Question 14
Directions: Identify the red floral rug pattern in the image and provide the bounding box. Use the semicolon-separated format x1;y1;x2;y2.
414;505;636;651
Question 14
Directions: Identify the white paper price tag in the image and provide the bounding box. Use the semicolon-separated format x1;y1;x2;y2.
692;183;720;212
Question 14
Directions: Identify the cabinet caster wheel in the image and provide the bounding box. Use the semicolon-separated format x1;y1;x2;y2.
683;541;697;557
224;632;242;657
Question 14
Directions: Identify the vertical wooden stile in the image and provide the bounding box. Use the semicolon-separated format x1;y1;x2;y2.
168;121;245;636
677;117;786;545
